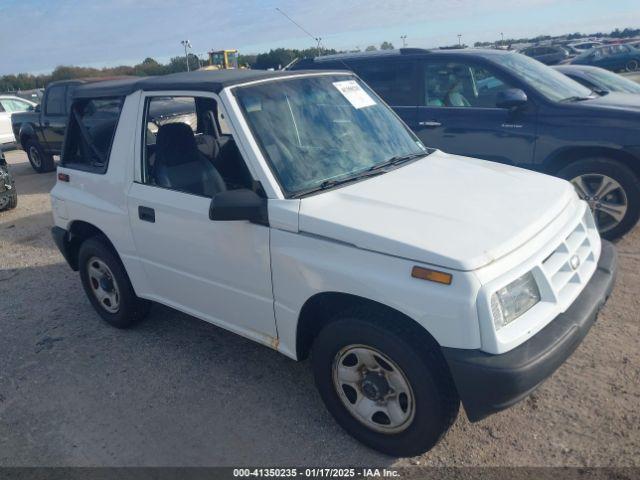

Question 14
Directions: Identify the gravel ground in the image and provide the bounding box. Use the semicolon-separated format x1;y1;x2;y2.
0;150;638;467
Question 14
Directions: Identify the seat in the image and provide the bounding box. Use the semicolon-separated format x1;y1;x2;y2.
153;123;226;198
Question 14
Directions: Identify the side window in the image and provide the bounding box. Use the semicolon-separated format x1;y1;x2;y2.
62;97;123;172
422;61;515;108
351;60;417;106
45;86;66;115
142;96;253;197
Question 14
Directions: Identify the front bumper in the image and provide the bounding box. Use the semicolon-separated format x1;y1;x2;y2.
442;240;617;422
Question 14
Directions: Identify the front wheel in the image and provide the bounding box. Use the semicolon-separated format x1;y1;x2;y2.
557;158;640;240
311;310;459;457
626;59;639;72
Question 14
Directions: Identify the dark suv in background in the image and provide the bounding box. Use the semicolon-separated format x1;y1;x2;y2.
291;48;640;239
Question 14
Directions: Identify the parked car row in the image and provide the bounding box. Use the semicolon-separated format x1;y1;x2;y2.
570;43;640;72
290;48;640;240
519;40;640;72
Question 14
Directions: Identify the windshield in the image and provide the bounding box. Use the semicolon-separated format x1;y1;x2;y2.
235;74;427;197
492;52;593;102
583;68;640;94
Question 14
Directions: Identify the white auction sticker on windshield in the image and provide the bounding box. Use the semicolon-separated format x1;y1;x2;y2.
333;80;377;109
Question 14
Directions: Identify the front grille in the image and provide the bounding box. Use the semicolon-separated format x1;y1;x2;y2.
541;208;598;305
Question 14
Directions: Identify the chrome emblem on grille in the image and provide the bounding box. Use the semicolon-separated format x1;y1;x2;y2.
570;255;581;271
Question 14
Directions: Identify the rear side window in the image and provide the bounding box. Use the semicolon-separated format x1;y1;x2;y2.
61;97;124;173
45;86;66;115
350;60;418;106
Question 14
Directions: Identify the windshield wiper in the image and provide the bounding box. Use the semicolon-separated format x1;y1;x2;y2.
368;151;428;172
290;151;430;198
291;169;387;198
560;95;594;102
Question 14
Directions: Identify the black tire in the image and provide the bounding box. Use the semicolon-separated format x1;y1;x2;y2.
0;166;17;211
556;158;640;240
78;236;151;328
311;307;459;457
25;138;55;173
0;190;17;211
626;59;639;72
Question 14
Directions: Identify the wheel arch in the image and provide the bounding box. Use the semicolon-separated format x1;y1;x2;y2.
544;146;640;178
63;220;120;271
18;123;37;150
295;291;440;361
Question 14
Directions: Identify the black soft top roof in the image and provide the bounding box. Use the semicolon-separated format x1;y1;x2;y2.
72;69;327;99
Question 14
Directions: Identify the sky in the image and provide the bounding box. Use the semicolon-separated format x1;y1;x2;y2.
1;0;639;75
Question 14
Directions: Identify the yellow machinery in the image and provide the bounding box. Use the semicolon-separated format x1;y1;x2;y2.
205;49;239;70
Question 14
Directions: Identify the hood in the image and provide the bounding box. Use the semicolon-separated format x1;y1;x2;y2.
577;91;640;111
298;152;576;271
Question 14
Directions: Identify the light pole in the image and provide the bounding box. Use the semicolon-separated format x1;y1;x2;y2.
181;40;192;72
457;34;462;47
401;35;407;47
500;32;504;46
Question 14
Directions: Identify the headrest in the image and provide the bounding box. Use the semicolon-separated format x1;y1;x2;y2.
156;123;199;167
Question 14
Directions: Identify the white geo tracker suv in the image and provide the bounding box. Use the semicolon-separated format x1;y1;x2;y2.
50;69;616;457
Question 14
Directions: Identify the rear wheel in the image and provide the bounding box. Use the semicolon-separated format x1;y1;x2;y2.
311;308;459;457
557;158;640;240
25;139;55;173
626;59;639;72
78;237;151;328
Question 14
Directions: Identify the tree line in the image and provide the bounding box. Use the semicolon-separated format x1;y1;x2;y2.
0;40;401;93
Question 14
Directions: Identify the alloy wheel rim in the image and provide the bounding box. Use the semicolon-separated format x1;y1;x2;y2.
29;146;41;168
627;60;639;72
87;257;121;313
0;196;9;210
332;345;415;434
570;173;628;233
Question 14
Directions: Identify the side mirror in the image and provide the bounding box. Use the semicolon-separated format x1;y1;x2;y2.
209;189;268;225
496;88;528;109
34;104;41;112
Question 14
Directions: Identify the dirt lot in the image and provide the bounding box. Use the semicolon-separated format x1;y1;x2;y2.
1;150;639;467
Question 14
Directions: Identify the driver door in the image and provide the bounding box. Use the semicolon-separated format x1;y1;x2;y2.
127;93;277;343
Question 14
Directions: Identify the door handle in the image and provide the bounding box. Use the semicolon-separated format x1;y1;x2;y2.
138;206;155;223
418;121;442;128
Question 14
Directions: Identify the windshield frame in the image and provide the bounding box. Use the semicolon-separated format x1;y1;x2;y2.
230;72;430;199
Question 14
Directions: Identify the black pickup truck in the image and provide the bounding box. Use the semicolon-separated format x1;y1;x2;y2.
12;78;125;173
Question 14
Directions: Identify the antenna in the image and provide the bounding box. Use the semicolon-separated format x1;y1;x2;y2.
275;7;323;54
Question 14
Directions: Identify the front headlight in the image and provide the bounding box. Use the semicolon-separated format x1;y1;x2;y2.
490;271;540;330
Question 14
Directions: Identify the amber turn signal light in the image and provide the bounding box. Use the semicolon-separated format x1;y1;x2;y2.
411;266;452;285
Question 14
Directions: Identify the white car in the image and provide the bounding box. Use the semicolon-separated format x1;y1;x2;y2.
0;95;37;146
50;70;616;457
